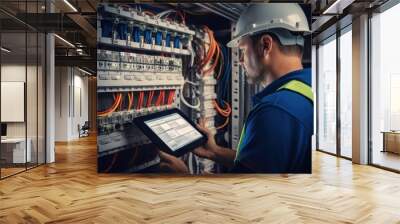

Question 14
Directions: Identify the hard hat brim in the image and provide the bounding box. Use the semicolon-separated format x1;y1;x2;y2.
226;36;241;48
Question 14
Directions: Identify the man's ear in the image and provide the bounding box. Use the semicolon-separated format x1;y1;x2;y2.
259;34;273;57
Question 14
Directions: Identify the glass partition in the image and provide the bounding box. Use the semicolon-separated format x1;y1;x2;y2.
317;36;337;154
339;28;352;158
370;3;400;171
0;0;46;179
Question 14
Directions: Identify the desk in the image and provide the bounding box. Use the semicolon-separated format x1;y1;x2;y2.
382;131;400;154
1;138;31;164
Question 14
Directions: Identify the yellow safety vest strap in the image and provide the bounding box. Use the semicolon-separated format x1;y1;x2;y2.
277;80;314;102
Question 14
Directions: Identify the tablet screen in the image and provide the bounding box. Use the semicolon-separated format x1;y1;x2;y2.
144;113;203;151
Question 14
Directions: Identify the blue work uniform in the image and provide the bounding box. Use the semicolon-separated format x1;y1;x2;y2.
231;68;313;173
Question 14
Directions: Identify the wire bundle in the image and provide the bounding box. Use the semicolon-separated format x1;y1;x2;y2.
98;90;178;117
213;100;231;130
98;93;123;117
199;26;220;76
213;39;232;130
156;10;186;24
217;44;231;105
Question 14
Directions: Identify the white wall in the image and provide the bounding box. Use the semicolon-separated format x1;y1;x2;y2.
55;66;69;141
1;65;26;138
72;73;89;138
55;67;89;141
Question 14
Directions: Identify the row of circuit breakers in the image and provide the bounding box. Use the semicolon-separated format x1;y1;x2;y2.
97;4;221;172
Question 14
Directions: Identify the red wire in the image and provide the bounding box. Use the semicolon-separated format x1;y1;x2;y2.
136;92;140;110
156;90;164;106
155;90;160;106
147;90;154;107
161;90;165;105
167;90;171;105
168;90;176;105
137;91;144;110
129;92;134;110
142;92;145;109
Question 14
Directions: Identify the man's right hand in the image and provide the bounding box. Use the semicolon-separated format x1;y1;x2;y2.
194;118;236;169
193;118;219;160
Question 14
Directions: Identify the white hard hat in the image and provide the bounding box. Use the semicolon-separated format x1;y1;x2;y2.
227;3;311;48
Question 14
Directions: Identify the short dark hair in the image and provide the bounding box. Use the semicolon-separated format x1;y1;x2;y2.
250;32;303;57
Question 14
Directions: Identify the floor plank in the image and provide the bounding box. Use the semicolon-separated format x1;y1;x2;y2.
1;136;400;223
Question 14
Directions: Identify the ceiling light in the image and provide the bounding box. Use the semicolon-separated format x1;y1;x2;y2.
63;0;78;12
78;67;92;76
323;0;341;14
1;47;11;53
54;34;75;48
322;0;354;15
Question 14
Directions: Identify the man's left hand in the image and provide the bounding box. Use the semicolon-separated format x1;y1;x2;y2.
159;151;189;173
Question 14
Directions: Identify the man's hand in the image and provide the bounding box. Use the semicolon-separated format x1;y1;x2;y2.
193;118;220;160
159;151;189;173
194;118;236;168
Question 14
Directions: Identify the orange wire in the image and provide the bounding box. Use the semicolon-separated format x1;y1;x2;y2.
143;10;155;16
216;117;229;130
203;43;220;76
200;26;221;76
98;93;118;114
97;93;122;116
201;28;216;69
213;100;231;117
127;92;133;111
119;93;124;111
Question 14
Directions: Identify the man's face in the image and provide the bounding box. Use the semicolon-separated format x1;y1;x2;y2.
238;36;267;84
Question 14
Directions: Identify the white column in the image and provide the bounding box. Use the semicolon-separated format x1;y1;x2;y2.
312;45;317;151
46;0;55;163
352;14;369;164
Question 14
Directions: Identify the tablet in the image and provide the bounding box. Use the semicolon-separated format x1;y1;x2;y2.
134;108;207;157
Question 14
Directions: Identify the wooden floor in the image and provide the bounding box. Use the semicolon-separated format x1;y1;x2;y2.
1;167;26;178
1;136;400;223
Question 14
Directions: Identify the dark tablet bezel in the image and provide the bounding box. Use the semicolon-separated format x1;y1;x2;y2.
134;108;207;157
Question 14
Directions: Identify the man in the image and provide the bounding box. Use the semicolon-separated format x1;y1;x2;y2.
161;3;313;173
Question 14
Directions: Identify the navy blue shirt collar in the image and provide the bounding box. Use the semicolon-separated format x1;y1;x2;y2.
252;68;311;105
